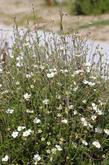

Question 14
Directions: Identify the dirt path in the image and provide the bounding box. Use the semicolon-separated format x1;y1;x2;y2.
0;0;109;41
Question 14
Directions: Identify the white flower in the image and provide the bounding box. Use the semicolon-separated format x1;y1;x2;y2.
49;68;57;73
30;85;34;89
39;65;45;70
23;93;31;101
74;54;82;57
57;113;62;117
55;145;62;151
33;117;41;124
33;64;38;68
60;137;64;142
83;80;89;85
60;46;64;51
16;81;20;85
83;80;95;86
61;69;68;74
104;129;109;135
96;109;104;115
33;154;41;162
25;72;33;78
41;137;45;141
47;68;57;78
6;108;14;114
80;117;88;127
82;100;87;104
73;110;78;115
63;69;68;73
91;115;97;121
38;129;42;133
73;70;84;75
12;131;19;138
43;99;49;105
68;105;74;110
98;100;103;106
2;155;9;162
16;56;23;61
22;129;32;137
88;81;95;87
17;126;26;132
47;142;51;146
26;109;34;114
95;127;102;133
82;140;88;146
90;76;97;80
84;62;91;67
86;68;90;73
92;103;98;111
84;63;91;73
16;62;23;67
92;141;101;149
0;84;2;88
51;148;57;154
61;119;68;124
47;72;55;78
1;90;8;95
0;68;3;73
57;104;62;110
46;149;51;154
91;103;103;115
26;109;34;113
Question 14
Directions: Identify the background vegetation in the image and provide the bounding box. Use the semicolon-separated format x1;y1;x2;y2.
71;0;109;15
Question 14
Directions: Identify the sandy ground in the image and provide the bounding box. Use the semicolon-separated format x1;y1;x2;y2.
0;0;109;41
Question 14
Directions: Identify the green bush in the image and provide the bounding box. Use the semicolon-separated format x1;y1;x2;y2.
0;29;109;164
71;0;109;15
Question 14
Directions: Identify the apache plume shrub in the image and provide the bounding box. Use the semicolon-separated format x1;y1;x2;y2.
0;29;109;164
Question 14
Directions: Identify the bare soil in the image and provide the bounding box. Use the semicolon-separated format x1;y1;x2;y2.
0;0;109;41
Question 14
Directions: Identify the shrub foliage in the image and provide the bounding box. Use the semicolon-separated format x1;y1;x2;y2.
72;0;109;15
